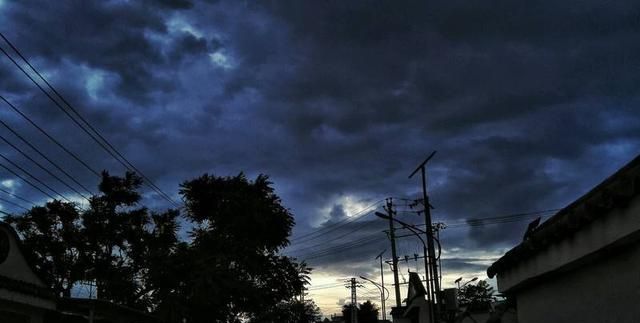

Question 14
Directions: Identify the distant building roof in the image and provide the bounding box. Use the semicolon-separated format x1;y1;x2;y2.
0;221;55;299
487;154;640;278
406;272;427;303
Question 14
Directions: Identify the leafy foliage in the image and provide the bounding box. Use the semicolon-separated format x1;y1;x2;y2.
458;280;495;311
251;299;322;323
6;200;84;297
7;172;311;322
342;300;380;323
7;171;180;309
174;173;301;322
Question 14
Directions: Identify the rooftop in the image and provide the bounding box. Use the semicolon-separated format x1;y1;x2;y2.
487;154;640;278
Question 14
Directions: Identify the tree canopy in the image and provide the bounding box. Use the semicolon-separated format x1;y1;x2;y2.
342;300;380;323
6;171;316;323
459;279;495;311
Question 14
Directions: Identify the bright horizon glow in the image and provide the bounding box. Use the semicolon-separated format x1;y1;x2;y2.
307;253;495;318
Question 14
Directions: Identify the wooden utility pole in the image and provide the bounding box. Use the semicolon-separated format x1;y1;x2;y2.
409;151;441;321
384;198;402;308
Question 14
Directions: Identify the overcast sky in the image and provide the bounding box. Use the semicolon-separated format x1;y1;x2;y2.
1;0;639;316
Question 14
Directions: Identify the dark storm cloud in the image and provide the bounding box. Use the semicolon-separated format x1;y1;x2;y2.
153;0;194;10
0;0;225;103
439;258;488;272
1;0;640;282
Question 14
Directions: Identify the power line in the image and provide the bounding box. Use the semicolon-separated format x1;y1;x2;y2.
307;283;346;291
0;195;29;211
287;217;381;254
291;199;383;243
450;209;560;226
295;234;384;261
294;208;562;261
0;186;36;206
0;131;89;201
287;207;425;257
393;209;560;229
0;152;69;201
0;116;93;196
291;199;384;244
0;95;101;177
289;231;382;258
0;158;57;200
0;33;179;207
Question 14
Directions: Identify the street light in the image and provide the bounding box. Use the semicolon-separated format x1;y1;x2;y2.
375;212;428;259
375;211;435;320
359;275;390;321
375;212;429;264
455;277;463;289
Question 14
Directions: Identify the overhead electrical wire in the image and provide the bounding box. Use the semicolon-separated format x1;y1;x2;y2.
0;186;36;206
0;95;100;177
0;152;69;201
307;283;345;291
0;117;93;196
296;234;384;261
291;215;419;260
0;33;179;208
392;208;560;229
0;195;29;211
290;199;384;243
0;159;57;200
287;200;423;257
291;208;562;261
0;131;89;201
287;217;381;253
448;209;559;227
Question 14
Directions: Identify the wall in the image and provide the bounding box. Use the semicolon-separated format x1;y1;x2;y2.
498;196;640;292
516;237;640;323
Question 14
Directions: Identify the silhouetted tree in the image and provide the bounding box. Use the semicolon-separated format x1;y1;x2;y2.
81;171;151;307
342;301;379;323
174;173;303;322
131;209;181;310
252;299;321;323
5;200;84;297
8;171;310;322
8;171;181;310
459;280;494;311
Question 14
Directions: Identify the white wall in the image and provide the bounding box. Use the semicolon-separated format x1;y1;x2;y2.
516;239;640;323
498;195;640;292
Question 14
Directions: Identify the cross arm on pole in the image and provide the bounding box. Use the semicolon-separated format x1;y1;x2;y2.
408;150;437;179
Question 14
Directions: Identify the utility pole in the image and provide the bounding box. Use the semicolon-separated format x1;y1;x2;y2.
375;250;387;321
346;278;363;323
351;278;358;323
409;151;441;321
384;198;402;309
